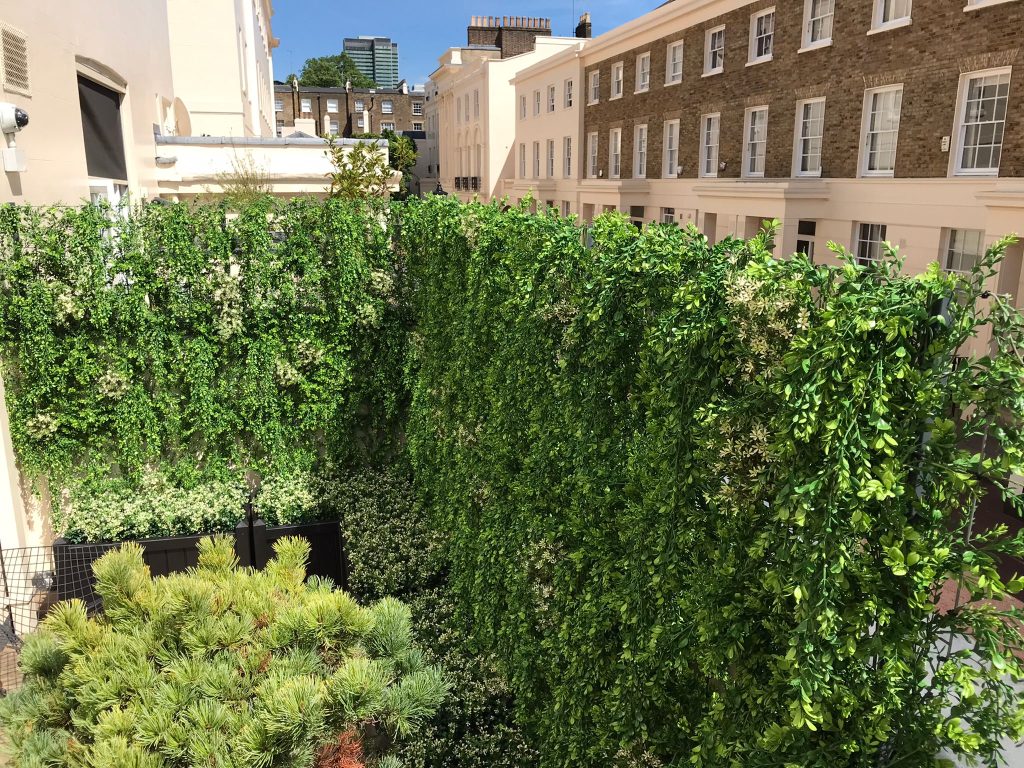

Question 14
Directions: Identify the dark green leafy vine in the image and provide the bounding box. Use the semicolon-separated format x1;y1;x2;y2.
401;197;1024;768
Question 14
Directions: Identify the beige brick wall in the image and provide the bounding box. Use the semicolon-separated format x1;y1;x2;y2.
583;0;1023;182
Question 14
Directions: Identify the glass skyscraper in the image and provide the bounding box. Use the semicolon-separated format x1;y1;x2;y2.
343;36;400;88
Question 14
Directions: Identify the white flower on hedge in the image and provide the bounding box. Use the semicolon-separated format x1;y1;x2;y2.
369;268;394;297
354;302;381;329
97;371;129;399
275;358;302;387
25;413;58;439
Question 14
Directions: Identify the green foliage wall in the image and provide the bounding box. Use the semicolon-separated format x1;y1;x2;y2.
0;199;407;531
326;468;539;768
401;198;1024;767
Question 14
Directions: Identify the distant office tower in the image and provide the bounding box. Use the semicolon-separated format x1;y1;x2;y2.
343;36;400;88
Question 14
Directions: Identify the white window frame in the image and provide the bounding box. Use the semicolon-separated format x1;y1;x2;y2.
610;128;622;179
274;98;284;112
871;0;912;31
666;42;684;85
855;222;888;265
965;0;1020;9
520;94;527;119
943;228;985;274
611;62;624;99
634;124;648;178
663;120;680;178
801;0;835;51
533;141;541;178
859;85;903;177
565;79;574;108
748;8;775;65
329;118;340;134
473;90;480;118
793;97;826;177
742;106;768;178
547;139;556;178
355;99;365;112
534;89;542;115
382;99;394;115
413;101;424;116
380;121;395;132
520;143;527;178
952;67;1011;177
326;98;339;113
300;97;312;114
587;131;599;178
412;121;423;131
548;85;556;113
635;52;651;93
700;113;721;178
704;26;725;75
589;70;600;104
564;136;572;178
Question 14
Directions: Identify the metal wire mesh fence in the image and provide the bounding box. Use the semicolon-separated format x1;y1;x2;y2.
0;543;115;695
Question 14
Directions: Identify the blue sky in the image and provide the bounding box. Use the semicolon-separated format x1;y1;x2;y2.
272;0;651;87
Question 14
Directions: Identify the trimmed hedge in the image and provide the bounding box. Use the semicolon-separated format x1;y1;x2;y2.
402;197;1024;767
327;468;538;768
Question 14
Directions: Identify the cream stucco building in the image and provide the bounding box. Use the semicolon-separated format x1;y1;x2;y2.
0;0;361;209
504;39;587;216
431;27;587;202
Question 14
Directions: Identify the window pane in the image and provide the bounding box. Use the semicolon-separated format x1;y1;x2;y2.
809;0;835;42
960;73;1010;171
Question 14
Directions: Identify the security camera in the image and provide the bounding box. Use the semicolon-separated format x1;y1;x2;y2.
0;103;29;134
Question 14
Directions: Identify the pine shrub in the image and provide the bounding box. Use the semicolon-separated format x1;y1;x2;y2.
0;536;447;767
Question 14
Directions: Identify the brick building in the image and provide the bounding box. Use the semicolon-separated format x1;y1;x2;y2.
500;0;1023;296
274;81;425;138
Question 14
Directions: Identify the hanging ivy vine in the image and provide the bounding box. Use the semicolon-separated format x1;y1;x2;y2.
0;198;408;530
401;197;1024;768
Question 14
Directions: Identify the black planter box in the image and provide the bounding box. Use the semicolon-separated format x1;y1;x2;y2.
52;519;346;612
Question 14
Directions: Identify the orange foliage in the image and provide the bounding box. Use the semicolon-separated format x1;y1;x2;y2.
316;728;365;768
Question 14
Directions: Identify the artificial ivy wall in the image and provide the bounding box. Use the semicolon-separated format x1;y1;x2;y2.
0;199;406;536
401;198;1024;768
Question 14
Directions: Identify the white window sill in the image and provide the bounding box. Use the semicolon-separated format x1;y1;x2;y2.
798;40;833;53
964;0;1019;10
861;170;895;178
610;94;623;101
742;173;765;179
794;170;822;178
868;17;912;33
702;68;724;78
746;56;773;67
664;79;682;87
587;101;599;106
635;87;650;94
662;174;679;180
954;168;1000;177
698;173;719;179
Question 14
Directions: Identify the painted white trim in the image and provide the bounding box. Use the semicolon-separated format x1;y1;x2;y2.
964;0;1019;11
858;84;903;178
704;26;725;75
742;106;769;178
747;7;775;66
950;66;1012;178
793;97;826;178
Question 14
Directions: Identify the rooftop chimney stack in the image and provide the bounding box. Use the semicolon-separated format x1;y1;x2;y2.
467;14;553;57
575;12;592;39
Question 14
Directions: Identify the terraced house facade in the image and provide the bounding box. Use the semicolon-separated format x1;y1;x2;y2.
575;0;1024;283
